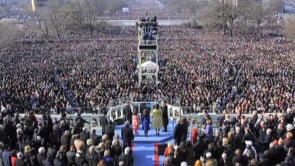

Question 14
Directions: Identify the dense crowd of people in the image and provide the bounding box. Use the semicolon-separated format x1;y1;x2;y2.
167;110;295;166
0;110;135;166
1;26;294;115
0;18;295;166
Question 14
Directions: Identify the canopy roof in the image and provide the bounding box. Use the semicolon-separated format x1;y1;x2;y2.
141;61;159;70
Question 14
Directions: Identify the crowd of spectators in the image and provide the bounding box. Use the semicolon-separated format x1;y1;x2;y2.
0;110;134;166
1;26;294;115
0;23;294;166
167;110;295;166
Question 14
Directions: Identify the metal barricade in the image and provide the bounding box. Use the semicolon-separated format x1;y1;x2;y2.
19;113;105;134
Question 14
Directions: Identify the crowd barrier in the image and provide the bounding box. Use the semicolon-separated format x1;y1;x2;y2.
19;101;282;138
108;102;280;128
19;113;105;134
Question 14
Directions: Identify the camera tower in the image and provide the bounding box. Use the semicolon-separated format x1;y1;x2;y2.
136;13;159;87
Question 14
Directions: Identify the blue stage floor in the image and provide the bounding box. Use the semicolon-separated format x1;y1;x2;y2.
112;120;178;166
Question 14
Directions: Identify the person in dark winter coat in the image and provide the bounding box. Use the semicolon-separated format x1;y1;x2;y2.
79;127;90;144
37;147;46;166
86;146;99;166
53;151;65;166
119;147;133;166
173;119;183;146
181;118;189;142
161;101;169;132
60;130;71;149
124;103;133;125
15;152;26;166
43;147;56;166
99;112;108;136
111;139;122;166
66;146;76;166
90;129;99;146
105;122;115;141
121;122;134;150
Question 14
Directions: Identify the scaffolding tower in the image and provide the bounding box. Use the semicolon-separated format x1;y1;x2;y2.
136;15;159;87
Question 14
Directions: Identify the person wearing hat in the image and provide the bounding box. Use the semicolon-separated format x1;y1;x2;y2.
118;147;133;166
15;152;26;166
194;159;203;166
37;147;46;165
180;161;188;166
243;140;257;160
204;152;218;166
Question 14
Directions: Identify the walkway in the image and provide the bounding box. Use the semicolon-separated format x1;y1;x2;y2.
113;120;177;166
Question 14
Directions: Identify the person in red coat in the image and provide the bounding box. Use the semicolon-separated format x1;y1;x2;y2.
11;151;17;166
164;143;174;157
191;128;198;144
132;110;140;134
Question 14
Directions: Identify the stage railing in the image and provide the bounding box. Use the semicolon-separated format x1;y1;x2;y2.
19;113;105;134
19;107;283;138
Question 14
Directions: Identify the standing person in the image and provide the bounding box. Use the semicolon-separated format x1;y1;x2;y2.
161;101;169;132
191;127;198;145
100;111;108;136
142;109;150;137
1;145;12;166
105;121;115;141
174;118;183;146
181;118;189;142
132;111;140;134
121;121;134;150
124;102;133;125
152;104;162;136
205;119;213;140
119;147;134;166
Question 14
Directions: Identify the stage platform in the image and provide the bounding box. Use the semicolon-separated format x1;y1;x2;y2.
113;121;177;166
113;121;176;143
96;119;185;165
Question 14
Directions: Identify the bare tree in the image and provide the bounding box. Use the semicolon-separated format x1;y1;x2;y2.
20;0;130;39
247;1;265;38
198;1;240;36
198;1;223;30
198;0;284;38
